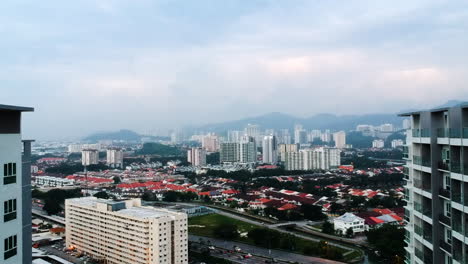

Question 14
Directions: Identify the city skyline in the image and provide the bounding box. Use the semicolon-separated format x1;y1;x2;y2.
2;0;468;139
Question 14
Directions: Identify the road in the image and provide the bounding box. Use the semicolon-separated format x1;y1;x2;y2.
190;235;345;264
213;209;357;253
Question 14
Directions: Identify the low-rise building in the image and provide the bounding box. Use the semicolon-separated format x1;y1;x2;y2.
35;176;75;187
65;197;188;264
333;213;365;235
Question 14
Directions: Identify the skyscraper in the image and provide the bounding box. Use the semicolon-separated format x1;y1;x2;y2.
400;103;468;264
187;147;206;166
220;142;239;163
106;148;124;168
278;143;300;162
239;135;257;163
262;135;277;164
201;133;219;152
82;149;99;166
333;131;346;148
0;104;34;264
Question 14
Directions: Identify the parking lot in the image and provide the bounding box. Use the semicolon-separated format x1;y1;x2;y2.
40;241;96;264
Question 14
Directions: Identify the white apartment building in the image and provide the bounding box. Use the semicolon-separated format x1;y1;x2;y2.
285;147;340;171
262;135;277;164
294;129;307;145
333;213;365;235
187;147;206;166
278;143;300;162
391;139;404;148
106;148;124;168
35;176;75;187
201;134;219;152
227;130;242;143
372;139;385;148
380;123;394;132
82;149;99;166
333;131;346;149
0;104;34;264
356;124;375;137
65;197;188;264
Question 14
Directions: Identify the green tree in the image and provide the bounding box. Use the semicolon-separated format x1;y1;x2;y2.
142;192;158;201
94;191;110;199
113;176;122;184
43;199;62;215
301;204;326;221
163;191;179;202
213;223;239;240
366;224;405;261
321;221;334;235
345;227;354;238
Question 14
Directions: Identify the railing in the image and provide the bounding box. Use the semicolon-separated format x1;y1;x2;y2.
413;129;431;137
437;128;448;137
439;214;451;226
403;167;409;174
423;228;432;242
414;225;423;236
452;193;462;204
413;129;421;137
452;220;463;234
439;161;450;171
453;251;462;263
414;202;423;214
463;127;468;138
415;248;424;261
439;188;450;199
450;129;462;138
414;155;422;165
423;206;432;218
440;240;452;253
451;161;461;173
414;179;422;189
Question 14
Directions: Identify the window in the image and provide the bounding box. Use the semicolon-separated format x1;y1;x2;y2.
3;199;17;222
445;201;451;217
4;235;17;260
444;174;451;190
445;228;452;245
3;163;16;185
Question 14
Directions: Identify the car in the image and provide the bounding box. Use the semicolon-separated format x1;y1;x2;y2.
208;246;215;250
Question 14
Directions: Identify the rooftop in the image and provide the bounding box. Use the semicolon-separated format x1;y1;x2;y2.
0;104;34;112
398;101;468;116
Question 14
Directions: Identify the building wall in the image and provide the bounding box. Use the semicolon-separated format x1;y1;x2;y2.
0;134;24;264
65;198;188;264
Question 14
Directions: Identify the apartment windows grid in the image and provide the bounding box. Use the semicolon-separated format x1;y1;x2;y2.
3;199;16;222
4;235;17;260
3;163;16;185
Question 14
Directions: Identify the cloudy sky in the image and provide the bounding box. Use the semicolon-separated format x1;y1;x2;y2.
2;0;468;139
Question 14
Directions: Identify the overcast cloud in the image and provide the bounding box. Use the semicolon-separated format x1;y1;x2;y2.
1;0;468;139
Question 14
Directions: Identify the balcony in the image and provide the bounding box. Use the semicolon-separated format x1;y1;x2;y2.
439;161;450;171
414;225;423;236
439;188;450;199
463;127;468;138
440;240;452;253
438;161;461;173
413;129;431;138
439;214;451;226
452;220;463;234
413;156;430;167
414;202;423;214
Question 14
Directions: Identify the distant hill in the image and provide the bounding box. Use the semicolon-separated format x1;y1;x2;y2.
137;142;182;156
195;112;404;132
84;129;141;142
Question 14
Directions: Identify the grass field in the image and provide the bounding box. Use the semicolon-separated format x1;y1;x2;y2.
188;213;260;238
188;214;361;262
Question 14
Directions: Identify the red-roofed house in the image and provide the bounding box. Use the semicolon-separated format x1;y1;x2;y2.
278;203;298;211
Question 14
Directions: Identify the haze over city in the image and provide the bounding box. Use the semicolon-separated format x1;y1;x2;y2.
3;0;468;139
